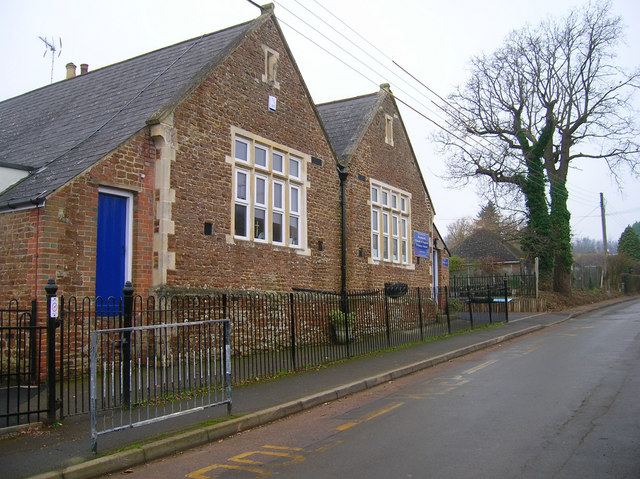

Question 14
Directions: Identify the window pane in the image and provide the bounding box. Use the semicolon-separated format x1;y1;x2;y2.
234;204;247;237
236;170;247;200
273;212;283;243
235;139;248;162
289;216;299;245
290;186;299;213
372;233;379;259
256;176;266;205
255;145;268;168
273;181;283;210
289;157;300;178
254;208;266;240
273;152;284;173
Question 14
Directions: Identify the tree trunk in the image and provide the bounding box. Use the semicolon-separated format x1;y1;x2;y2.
549;178;572;295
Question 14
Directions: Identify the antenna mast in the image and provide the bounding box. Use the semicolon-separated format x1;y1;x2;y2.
39;36;62;84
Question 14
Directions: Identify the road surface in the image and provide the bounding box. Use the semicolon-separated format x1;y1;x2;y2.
104;300;640;478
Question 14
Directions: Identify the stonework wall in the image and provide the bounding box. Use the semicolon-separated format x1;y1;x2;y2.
0;15;447;310
342;93;436;290
164;18;341;292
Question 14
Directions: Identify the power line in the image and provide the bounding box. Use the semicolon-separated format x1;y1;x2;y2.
271;1;632;222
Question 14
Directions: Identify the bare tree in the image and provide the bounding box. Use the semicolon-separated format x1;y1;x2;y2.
435;0;640;294
445;216;474;248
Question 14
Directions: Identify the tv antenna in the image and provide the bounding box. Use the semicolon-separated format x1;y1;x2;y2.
39;36;62;84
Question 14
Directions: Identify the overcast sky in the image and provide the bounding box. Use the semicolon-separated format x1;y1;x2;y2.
1;0;638;244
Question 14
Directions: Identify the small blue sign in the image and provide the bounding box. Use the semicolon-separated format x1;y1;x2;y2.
414;231;430;258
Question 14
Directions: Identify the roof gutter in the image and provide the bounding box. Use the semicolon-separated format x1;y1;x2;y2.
0;196;46;213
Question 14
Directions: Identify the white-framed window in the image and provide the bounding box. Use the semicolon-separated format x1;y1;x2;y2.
401;217;408;263
234;169;249;238
371;208;380;260
289;156;300;179
254;144;268;170
370;179;411;265
272;151;284;174
254;174;268;241
272;179;284;245
235;138;249;163
230;130;307;250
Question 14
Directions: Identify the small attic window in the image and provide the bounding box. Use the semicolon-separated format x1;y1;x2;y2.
384;114;394;146
262;45;280;89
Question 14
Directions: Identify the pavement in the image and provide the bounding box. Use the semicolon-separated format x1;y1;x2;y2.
1;296;636;479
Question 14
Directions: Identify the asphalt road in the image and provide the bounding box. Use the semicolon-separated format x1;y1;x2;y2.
105;300;640;478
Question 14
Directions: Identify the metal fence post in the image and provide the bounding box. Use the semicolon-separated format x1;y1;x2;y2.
384;294;391;348
122;282;134;408
504;279;509;323
445;286;451;335
467;285;474;329
417;288;424;341
289;292;297;371
45;278;59;424
29;299;38;384
90;330;98;454
224;320;232;415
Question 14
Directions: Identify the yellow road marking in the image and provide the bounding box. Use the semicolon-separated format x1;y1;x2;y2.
335;402;404;431
262;445;304;451
463;359;498;375
229;450;305;465
186;463;271;478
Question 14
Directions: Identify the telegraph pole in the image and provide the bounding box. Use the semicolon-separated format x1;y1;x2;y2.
600;193;608;290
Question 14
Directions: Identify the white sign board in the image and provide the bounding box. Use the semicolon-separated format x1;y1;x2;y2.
50;297;59;318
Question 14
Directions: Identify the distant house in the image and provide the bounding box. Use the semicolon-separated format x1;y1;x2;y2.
0;6;447;308
450;228;522;274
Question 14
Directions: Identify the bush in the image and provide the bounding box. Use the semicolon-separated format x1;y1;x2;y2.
328;310;356;328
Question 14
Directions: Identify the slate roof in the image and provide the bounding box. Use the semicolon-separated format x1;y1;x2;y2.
316;87;437;216
450;229;522;263
316;92;380;164
0;13;265;210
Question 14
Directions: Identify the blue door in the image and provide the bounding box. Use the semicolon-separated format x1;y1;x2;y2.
96;193;128;300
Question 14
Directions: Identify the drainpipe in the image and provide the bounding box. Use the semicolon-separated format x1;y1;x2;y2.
337;165;350;356
337;166;349;310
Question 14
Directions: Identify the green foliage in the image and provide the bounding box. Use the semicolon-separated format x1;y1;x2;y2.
549;180;573;293
447;298;463;314
328;309;356;327
448;255;464;273
517;116;554;279
618;226;640;260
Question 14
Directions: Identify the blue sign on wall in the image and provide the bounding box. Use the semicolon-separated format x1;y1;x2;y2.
414;231;430;258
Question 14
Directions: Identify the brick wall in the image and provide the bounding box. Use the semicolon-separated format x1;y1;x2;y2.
0;132;156;309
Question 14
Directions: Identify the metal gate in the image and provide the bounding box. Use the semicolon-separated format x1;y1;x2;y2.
0;300;52;427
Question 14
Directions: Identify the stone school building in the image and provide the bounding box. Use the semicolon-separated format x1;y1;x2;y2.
0;5;448;307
